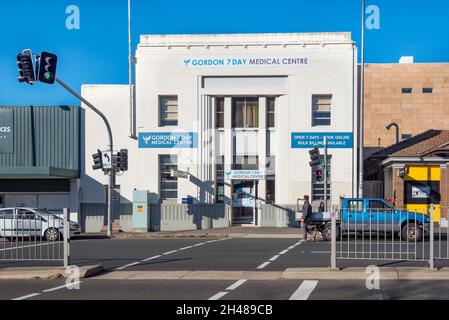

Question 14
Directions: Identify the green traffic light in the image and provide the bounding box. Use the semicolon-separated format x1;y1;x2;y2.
44;72;53;80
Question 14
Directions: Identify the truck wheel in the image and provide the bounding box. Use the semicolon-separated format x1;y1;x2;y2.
322;222;340;241
401;222;423;242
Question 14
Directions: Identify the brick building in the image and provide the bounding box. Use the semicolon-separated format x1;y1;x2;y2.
364;61;449;149
365;130;449;220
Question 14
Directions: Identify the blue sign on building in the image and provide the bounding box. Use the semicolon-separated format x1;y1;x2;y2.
291;132;353;149
139;132;198;148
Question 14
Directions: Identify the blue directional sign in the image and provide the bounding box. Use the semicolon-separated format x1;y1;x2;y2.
139;132;198;148
291;132;353;149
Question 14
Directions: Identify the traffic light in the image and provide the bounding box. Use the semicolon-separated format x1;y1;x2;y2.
17;52;36;84
92;149;103;170
316;168;324;182
309;146;321;167
116;149;128;171
38;52;58;84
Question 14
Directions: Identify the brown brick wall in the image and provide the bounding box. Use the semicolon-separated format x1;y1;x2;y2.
391;168;404;209
364;63;449;147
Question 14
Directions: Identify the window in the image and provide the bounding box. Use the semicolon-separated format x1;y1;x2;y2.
402;88;412;94
159;155;178;201
347;200;363;211
423;87;433;94
232;97;259;128
232;155;259;170
266;97;275;128
401;134;412;141
368;200;392;210
216;156;225;203
215;97;224;129
312;95;331;126
159;96;178;126
312;155;331;201
266;155;275;204
0;209;13;219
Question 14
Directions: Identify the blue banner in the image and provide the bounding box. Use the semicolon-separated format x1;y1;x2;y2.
139;132;198;148
291;132;353;149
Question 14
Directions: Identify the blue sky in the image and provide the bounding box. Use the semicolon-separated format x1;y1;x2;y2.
1;0;448;105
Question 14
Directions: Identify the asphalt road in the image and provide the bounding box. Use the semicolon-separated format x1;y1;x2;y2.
0;237;448;270
6;278;449;300
1;236;449;300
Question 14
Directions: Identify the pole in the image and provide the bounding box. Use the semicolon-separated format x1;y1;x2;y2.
55;77;114;238
128;0;136;139
429;204;435;269
331;205;337;269
63;208;70;268
324;137;328;211
358;0;365;198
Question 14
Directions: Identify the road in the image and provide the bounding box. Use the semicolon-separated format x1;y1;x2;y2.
5;279;449;300
0;236;448;300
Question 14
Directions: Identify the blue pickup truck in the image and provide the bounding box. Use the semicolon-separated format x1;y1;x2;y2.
316;198;431;242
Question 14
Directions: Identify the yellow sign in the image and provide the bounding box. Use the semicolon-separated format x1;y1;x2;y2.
137;206;143;214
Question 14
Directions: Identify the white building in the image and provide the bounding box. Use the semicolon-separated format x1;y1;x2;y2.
81;32;358;230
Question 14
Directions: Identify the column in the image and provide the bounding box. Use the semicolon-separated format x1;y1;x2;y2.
258;97;267;203
224;97;233;207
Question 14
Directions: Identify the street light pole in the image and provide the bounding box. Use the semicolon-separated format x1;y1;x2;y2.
55;77;114;238
358;0;366;198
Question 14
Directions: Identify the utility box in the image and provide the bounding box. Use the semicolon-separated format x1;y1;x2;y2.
132;190;150;233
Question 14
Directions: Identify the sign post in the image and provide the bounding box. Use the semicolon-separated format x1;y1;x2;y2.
324;137;328;211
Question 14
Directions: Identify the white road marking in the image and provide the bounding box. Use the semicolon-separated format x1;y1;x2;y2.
289;280;318;300
13;293;41;300
287;245;295;250
42;281;82;293
162;250;178;255
226;279;247;291
257;261;271;269
115;238;228;270
269;255;280;262
193;243;205;247
115;261;140;270
141;255;162;262
208;291;228;300
279;249;289;255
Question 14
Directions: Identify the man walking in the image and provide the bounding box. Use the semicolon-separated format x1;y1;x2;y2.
301;195;312;241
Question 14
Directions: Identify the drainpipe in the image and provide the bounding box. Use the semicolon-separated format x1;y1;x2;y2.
386;122;399;144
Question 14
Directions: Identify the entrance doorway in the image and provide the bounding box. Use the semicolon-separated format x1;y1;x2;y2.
231;180;258;225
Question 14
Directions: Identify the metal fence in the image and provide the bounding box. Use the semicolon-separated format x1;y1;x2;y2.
0;208;70;267
330;204;448;269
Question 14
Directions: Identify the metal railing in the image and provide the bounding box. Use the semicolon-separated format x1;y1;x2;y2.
330;204;448;269
0;207;70;267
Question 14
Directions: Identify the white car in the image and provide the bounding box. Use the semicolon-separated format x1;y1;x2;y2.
0;207;82;241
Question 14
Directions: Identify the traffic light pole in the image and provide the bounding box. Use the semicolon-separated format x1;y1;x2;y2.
55;77;114;238
324;137;328;211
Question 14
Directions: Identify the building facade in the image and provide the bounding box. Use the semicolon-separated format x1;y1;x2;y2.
81;32;358;229
364;61;449;148
0;106;80;221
